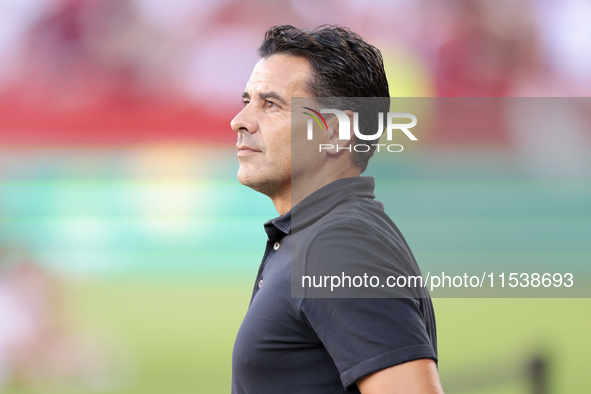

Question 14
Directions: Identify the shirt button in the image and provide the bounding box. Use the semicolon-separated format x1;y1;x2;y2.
258;279;263;288
273;242;280;250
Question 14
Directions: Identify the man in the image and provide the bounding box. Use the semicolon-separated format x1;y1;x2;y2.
230;25;443;393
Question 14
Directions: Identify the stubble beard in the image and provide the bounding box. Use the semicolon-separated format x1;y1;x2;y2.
237;164;291;200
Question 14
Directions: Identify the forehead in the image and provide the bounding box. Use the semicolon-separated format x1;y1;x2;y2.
246;54;312;98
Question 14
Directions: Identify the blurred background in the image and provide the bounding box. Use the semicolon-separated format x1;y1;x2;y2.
0;0;590;393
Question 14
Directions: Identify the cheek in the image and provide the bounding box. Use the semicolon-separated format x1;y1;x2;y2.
292;131;318;167
291;116;321;158
267;123;293;164
268;140;291;170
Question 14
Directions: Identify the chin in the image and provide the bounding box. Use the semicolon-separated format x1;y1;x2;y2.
238;171;279;197
237;170;261;189
237;168;254;187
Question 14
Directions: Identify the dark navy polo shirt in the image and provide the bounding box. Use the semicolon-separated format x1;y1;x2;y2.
231;176;437;394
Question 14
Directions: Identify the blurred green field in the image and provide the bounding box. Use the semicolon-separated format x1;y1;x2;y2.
3;278;589;394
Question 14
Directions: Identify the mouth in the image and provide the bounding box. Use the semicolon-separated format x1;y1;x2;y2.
237;146;262;156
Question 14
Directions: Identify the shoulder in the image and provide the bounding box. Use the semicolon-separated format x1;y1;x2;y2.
296;196;415;270
291;197;423;299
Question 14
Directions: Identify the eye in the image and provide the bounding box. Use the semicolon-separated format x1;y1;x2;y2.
264;100;276;109
243;99;250;106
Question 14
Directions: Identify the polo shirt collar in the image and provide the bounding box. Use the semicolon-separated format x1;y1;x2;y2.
263;176;376;239
265;176;375;241
264;210;291;241
292;176;375;232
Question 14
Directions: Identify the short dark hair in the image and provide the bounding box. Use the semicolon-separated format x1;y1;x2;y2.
258;25;390;173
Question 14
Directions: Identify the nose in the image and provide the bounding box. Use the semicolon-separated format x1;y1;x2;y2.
231;105;257;135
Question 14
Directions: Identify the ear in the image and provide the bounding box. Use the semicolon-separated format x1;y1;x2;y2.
324;110;355;155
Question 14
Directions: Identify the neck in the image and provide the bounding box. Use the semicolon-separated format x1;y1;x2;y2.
270;185;292;216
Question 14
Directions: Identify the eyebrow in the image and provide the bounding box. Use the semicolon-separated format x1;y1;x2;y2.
242;91;288;106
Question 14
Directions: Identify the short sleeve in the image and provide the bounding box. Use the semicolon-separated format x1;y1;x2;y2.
298;220;437;391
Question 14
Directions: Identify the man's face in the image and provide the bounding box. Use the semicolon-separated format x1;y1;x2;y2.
230;54;312;197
